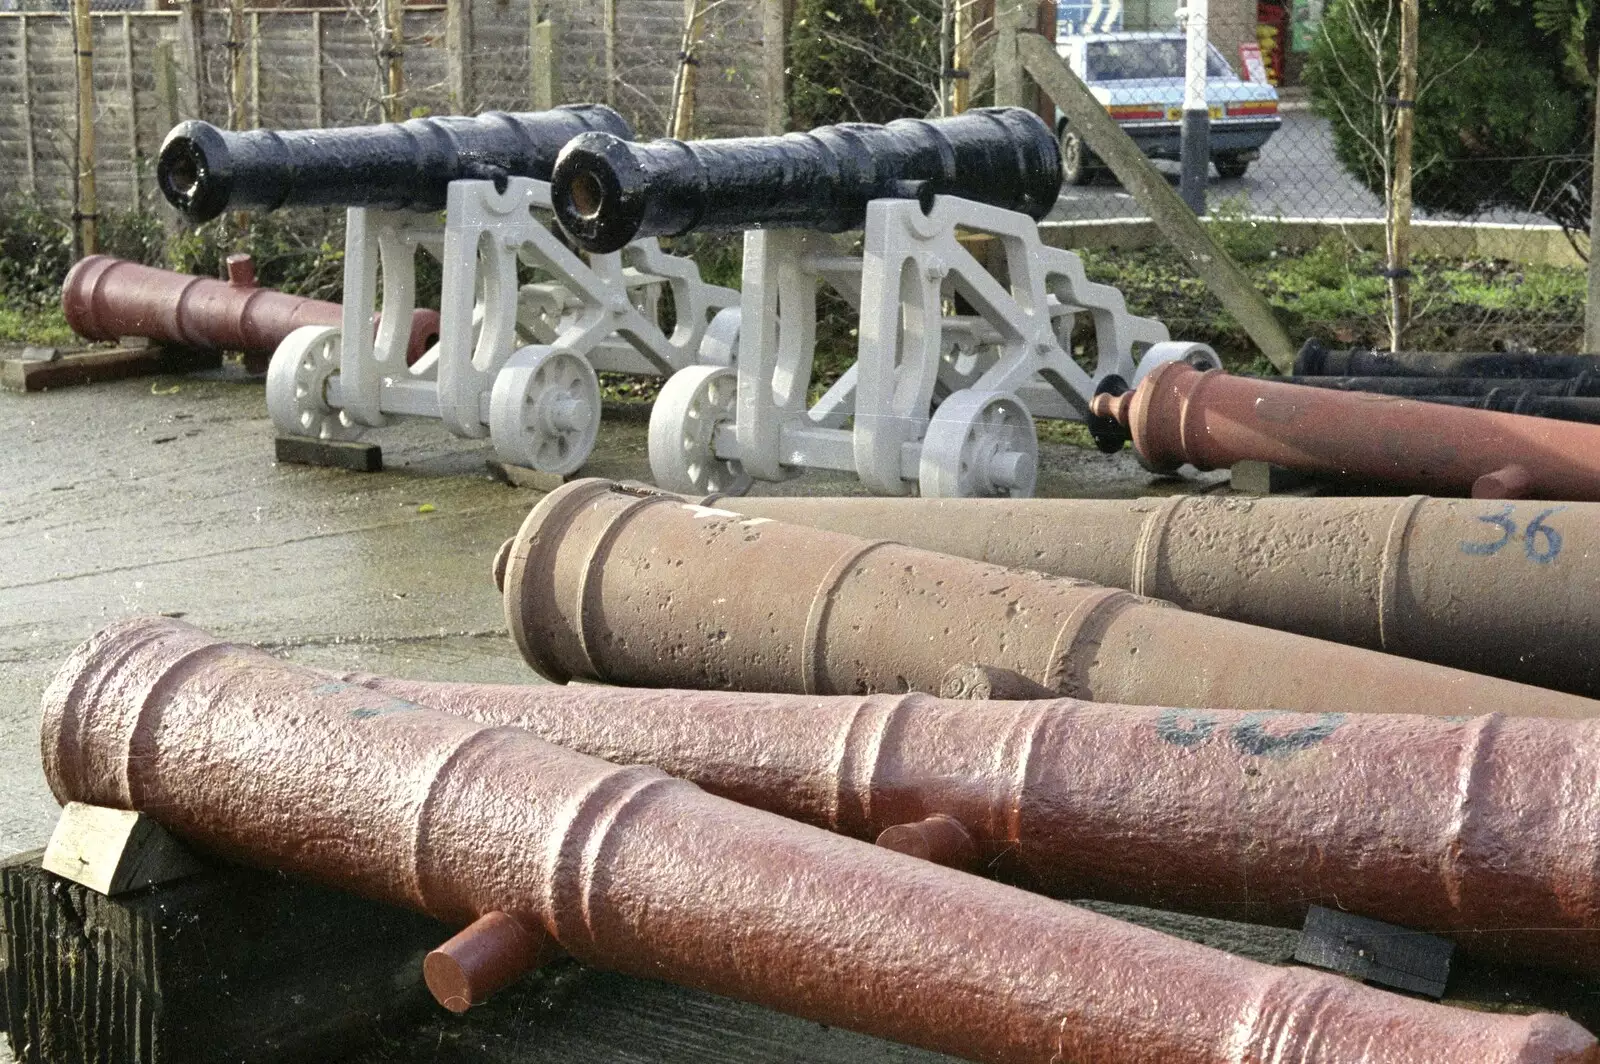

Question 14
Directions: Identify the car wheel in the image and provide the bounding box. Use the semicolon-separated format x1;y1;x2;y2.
1059;128;1096;186
1214;154;1249;180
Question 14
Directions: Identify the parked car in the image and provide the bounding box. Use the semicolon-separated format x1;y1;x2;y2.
1053;31;1281;183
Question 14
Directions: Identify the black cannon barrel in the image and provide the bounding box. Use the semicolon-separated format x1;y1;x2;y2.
1264;373;1600;398
157;105;633;224
549;107;1061;254
1419;392;1600;425
1294;338;1600;379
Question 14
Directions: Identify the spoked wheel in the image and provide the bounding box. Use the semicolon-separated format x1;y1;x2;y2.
648;365;751;495
488;346;602;475
918;390;1038;498
266;325;364;441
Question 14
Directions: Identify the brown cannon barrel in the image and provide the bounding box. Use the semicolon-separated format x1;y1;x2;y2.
1091;361;1600;500
501;479;1600;719
342;670;1600;975
678;492;1600;697
46;618;1598;1064
61;254;441;364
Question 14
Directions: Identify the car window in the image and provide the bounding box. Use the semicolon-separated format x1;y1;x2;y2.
1084;39;1235;80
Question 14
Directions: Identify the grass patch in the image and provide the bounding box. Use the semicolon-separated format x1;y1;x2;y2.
0;304;75;346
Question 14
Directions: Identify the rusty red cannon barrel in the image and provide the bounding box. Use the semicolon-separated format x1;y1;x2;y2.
1296;338;1600;379
340;669;1600;976
550;107;1061;254
675;492;1600;697
157;104;631;224
47;618;1596;1064
62;253;441;366
498;479;1600;719
1091;361;1600;500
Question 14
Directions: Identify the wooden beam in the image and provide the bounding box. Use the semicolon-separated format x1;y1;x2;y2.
42;802;202;897
1017;31;1295;372
1;849;447;1064
1;345;223;393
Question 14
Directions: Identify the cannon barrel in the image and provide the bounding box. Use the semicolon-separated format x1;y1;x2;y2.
339;669;1600;976
62;253;440;365
550;107;1061;254
1295;338;1600;379
673;492;1600;698
1264;373;1600;398
157;104;632;224
1092;361;1600;500
46;617;1598;1064
496;479;1600;720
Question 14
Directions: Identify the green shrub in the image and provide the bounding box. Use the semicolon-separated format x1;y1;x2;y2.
1307;0;1590;231
0;196;74;307
788;0;943;128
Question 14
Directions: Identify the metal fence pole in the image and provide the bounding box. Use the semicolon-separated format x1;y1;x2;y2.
1178;0;1209;214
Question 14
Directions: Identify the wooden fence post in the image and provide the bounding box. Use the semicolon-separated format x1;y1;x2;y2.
312;10;325;127
602;0;617;107
381;0;405;122
762;0;787;133
72;0;100;254
529;2;558;109
445;0;472;114
993;0;1025;107
227;0;246;128
669;0;704;140
19;14;37;197
1385;0;1418;352
123;12;141;210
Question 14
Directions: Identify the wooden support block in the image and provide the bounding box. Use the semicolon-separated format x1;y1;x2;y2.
42;802;203;896
1;848;448;1064
487;459;568;492
275;435;384;472
1295;904;1454;999
1229;459;1317;495
1;345;223;392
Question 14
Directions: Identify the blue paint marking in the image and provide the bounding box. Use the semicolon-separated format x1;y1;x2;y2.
1155;710;1218;748
1228;711;1345;757
1459;505;1565;564
1156;709;1343;756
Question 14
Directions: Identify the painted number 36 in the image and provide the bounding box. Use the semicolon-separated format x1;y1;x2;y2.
1460;505;1565;564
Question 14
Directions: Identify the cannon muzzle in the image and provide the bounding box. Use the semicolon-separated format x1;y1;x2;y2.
550;107;1062;254
157;104;632;224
